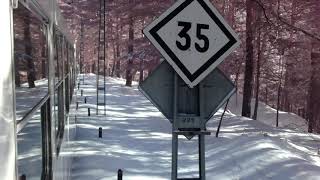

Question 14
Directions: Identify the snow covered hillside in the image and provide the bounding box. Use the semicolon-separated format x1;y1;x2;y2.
228;93;309;132
71;74;320;180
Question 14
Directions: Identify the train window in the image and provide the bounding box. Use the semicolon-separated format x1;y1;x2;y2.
17;99;52;180
54;33;63;83
17;109;43;179
65;76;70;113
69;47;75;99
54;83;65;155
64;41;69;75
14;3;49;121
54;34;59;83
54;89;59;135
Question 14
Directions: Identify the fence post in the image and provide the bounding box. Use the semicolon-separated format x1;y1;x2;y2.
88;108;90;116
118;169;123;180
99;127;102;138
20;174;26;180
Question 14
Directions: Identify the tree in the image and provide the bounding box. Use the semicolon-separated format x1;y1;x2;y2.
24;13;36;88
307;39;320;133
252;17;263;120
242;0;255;117
125;12;134;87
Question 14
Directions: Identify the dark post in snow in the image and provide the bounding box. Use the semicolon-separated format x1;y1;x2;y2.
81;89;83;96
84;97;87;103
76;102;79;110
78;82;80;89
117;169;123;180
99;127;102;138
19;174;26;180
88;108;90;116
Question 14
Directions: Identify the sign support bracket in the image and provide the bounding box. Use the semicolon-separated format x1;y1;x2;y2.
172;131;210;180
171;73;209;180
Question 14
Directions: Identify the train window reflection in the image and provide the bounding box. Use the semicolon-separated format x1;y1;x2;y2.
14;4;48;121
17;110;43;179
55;83;65;155
54;32;63;84
65;42;69;75
54;89;59;134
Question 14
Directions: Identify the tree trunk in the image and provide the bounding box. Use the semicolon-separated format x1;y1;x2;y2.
276;83;281;127
110;42;116;77
139;59;144;83
282;0;298;112
253;26;262;120
265;86;268;105
24;14;36;88
92;62;95;73
241;0;255;117
276;51;285;127
115;24;121;78
41;32;46;79
15;54;21;87
307;43;320;133
125;14;134;87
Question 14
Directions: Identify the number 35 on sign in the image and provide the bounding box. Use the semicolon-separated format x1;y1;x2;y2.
143;0;240;87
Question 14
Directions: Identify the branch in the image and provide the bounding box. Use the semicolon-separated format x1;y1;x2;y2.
252;0;320;42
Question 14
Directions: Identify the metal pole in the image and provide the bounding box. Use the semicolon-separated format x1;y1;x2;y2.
80;19;85;85
199;134;205;180
172;133;178;180
172;73;178;180
96;0;102;115
171;2;179;178
103;0;107;116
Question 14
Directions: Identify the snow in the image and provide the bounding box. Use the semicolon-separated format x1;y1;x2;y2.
15;78;48;121
228;93;309;132
71;74;320;180
17;110;42;180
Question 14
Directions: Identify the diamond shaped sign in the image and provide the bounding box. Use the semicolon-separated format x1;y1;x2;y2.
139;61;236;131
143;0;240;87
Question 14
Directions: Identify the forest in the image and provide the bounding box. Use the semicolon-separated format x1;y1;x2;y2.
55;0;320;133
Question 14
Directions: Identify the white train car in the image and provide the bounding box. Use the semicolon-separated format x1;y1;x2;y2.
0;0;78;179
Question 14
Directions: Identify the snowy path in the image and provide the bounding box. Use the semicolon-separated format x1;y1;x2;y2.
71;74;320;180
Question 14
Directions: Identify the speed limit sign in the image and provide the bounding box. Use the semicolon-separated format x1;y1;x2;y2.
143;0;240;87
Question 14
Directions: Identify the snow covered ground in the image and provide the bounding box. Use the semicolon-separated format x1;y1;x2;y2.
71;74;320;180
228;94;309;132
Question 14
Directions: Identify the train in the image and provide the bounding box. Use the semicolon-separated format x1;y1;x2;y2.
0;0;79;179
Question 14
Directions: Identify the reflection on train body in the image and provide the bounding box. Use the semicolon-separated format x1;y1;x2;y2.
11;1;79;179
